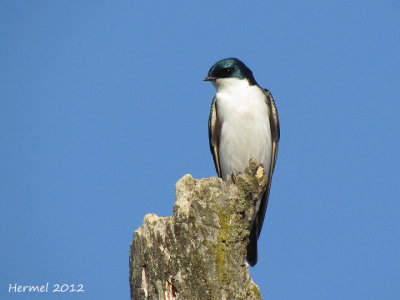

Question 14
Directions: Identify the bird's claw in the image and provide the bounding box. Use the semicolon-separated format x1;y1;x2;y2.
231;173;236;184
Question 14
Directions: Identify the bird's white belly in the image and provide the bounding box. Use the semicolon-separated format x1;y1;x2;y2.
216;87;272;180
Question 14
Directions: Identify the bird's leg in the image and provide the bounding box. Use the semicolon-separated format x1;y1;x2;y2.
230;173;237;184
231;171;244;184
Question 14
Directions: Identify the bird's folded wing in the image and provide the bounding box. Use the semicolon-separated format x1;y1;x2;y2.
255;89;280;237
208;97;222;178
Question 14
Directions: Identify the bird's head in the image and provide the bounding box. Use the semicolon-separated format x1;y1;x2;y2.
203;58;257;89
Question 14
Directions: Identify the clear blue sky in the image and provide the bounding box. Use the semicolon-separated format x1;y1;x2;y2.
1;1;399;299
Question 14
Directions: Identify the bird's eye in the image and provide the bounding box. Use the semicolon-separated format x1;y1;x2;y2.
216;67;234;78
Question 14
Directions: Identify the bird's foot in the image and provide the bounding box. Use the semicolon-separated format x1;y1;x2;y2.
231;173;236;184
231;172;244;184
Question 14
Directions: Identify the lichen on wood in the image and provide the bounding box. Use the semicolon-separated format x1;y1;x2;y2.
130;159;267;300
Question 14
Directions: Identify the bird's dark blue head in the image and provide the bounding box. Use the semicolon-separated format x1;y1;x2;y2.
203;58;257;85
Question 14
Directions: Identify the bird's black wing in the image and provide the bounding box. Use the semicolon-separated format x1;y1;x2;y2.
208;97;222;177
247;88;280;266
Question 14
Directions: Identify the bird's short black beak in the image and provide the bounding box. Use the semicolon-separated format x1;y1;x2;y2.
203;76;217;81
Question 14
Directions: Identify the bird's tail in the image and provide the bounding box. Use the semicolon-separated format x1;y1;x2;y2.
246;225;258;266
246;189;269;267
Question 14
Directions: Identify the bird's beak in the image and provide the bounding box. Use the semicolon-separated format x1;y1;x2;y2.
203;76;217;81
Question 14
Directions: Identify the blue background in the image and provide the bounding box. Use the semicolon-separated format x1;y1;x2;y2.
1;1;399;299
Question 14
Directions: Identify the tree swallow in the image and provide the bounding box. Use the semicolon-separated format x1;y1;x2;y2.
204;58;280;266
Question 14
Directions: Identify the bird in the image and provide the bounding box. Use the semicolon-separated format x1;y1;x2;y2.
204;58;280;266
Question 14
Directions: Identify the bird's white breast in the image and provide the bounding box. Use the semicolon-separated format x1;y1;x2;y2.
215;78;272;180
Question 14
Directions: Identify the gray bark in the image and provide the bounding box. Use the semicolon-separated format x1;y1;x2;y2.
129;159;267;300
